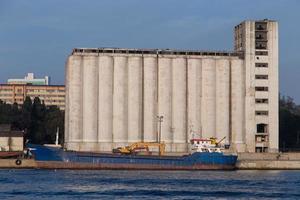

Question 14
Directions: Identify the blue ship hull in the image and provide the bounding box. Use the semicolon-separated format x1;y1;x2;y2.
28;144;238;170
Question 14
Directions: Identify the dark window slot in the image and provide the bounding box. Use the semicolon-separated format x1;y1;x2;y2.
255;63;268;67
255;98;269;104
255;87;268;91
255;75;268;80
255;111;269;116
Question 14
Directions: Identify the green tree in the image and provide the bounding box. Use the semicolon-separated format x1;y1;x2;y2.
22;96;32;142
0;96;65;145
30;97;46;144
44;106;64;144
10;102;21;130
0;100;12;124
279;95;300;151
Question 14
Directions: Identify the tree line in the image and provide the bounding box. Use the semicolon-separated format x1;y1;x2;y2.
279;95;300;151
0;96;64;145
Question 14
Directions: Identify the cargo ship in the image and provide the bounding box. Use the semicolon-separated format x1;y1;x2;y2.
27;138;238;170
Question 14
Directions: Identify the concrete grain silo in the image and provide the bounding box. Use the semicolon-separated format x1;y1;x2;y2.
64;19;278;153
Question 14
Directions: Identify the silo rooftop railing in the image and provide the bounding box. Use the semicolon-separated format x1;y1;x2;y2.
72;48;243;58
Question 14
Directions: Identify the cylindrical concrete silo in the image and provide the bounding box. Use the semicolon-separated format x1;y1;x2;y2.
171;57;187;152
112;56;128;145
98;55;114;151
82;56;98;150
201;58;216;139
187;58;202;139
158;57;173;147
127;56;143;143
64;57;70;146
66;55;83;151
143;56;158;142
231;59;245;151
216;59;230;143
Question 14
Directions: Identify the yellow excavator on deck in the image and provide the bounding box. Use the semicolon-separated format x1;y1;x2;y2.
113;142;166;156
210;136;227;147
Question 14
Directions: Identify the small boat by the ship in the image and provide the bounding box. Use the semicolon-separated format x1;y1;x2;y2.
27;137;237;170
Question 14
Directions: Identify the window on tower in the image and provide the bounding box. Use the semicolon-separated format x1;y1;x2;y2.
255;63;268;67
255;87;268;91
255;75;268;80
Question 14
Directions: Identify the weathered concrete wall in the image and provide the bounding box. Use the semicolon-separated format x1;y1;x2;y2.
237;153;300;169
0;137;23;151
235;20;279;152
65;54;247;152
65;19;279;153
238;152;300;160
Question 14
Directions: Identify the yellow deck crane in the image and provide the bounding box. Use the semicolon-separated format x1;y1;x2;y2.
112;142;166;156
210;136;226;147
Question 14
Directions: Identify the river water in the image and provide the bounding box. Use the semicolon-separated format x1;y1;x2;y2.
0;169;299;199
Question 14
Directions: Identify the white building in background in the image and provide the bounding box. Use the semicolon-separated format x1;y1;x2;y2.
8;73;50;85
64;19;278;153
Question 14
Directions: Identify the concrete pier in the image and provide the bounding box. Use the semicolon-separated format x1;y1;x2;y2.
0;159;37;168
237;153;300;169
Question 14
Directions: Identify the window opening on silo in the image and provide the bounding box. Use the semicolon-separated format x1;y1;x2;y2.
255;111;269;116
255;98;269;104
255;63;268;67
255;87;268;91
255;75;268;80
255;147;268;153
255;51;268;56
257;123;268;133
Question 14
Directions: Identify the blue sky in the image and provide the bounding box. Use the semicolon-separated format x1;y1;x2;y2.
0;0;299;102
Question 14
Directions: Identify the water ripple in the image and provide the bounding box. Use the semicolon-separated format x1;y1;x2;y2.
0;170;300;199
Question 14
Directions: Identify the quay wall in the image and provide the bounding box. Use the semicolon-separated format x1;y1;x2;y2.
1;153;300;169
237;153;300;169
0;159;37;168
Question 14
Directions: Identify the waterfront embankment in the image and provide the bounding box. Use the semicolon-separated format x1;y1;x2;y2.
0;159;36;168
237;152;300;169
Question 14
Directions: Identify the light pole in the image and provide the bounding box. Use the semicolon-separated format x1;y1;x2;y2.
157;115;163;144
